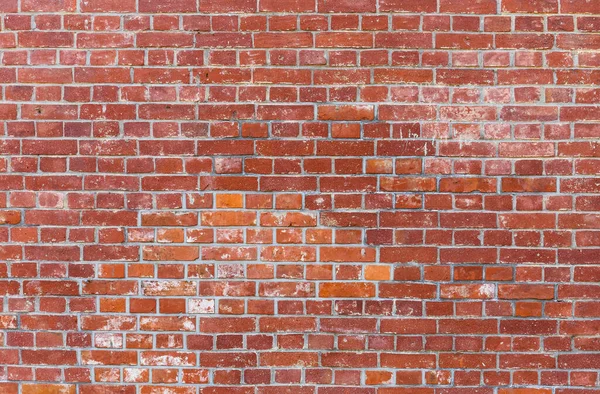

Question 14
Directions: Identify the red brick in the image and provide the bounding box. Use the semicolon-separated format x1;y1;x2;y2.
254;33;313;48
562;0;600;14
22;385;76;394
379;0;436;12
439;0;497;13
318;105;375;121
142;246;199;261
1;1;597;392
259;0;315;12
319;283;375;298
80;0;136;12
318;0;376;12
139;0;197;12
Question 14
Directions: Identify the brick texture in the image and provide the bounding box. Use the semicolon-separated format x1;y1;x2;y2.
1;0;600;392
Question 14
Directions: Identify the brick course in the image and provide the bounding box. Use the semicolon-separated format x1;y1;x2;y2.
1;0;600;392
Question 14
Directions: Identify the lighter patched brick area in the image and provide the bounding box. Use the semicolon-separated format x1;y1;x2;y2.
1;0;600;392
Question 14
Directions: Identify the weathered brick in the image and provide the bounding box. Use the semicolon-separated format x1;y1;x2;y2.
1;0;597;392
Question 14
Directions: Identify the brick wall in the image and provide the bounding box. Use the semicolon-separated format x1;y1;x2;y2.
1;0;600;392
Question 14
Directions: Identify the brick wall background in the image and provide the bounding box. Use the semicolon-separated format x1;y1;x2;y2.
1;0;600;392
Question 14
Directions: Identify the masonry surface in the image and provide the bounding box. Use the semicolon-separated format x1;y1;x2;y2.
1;0;600;392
